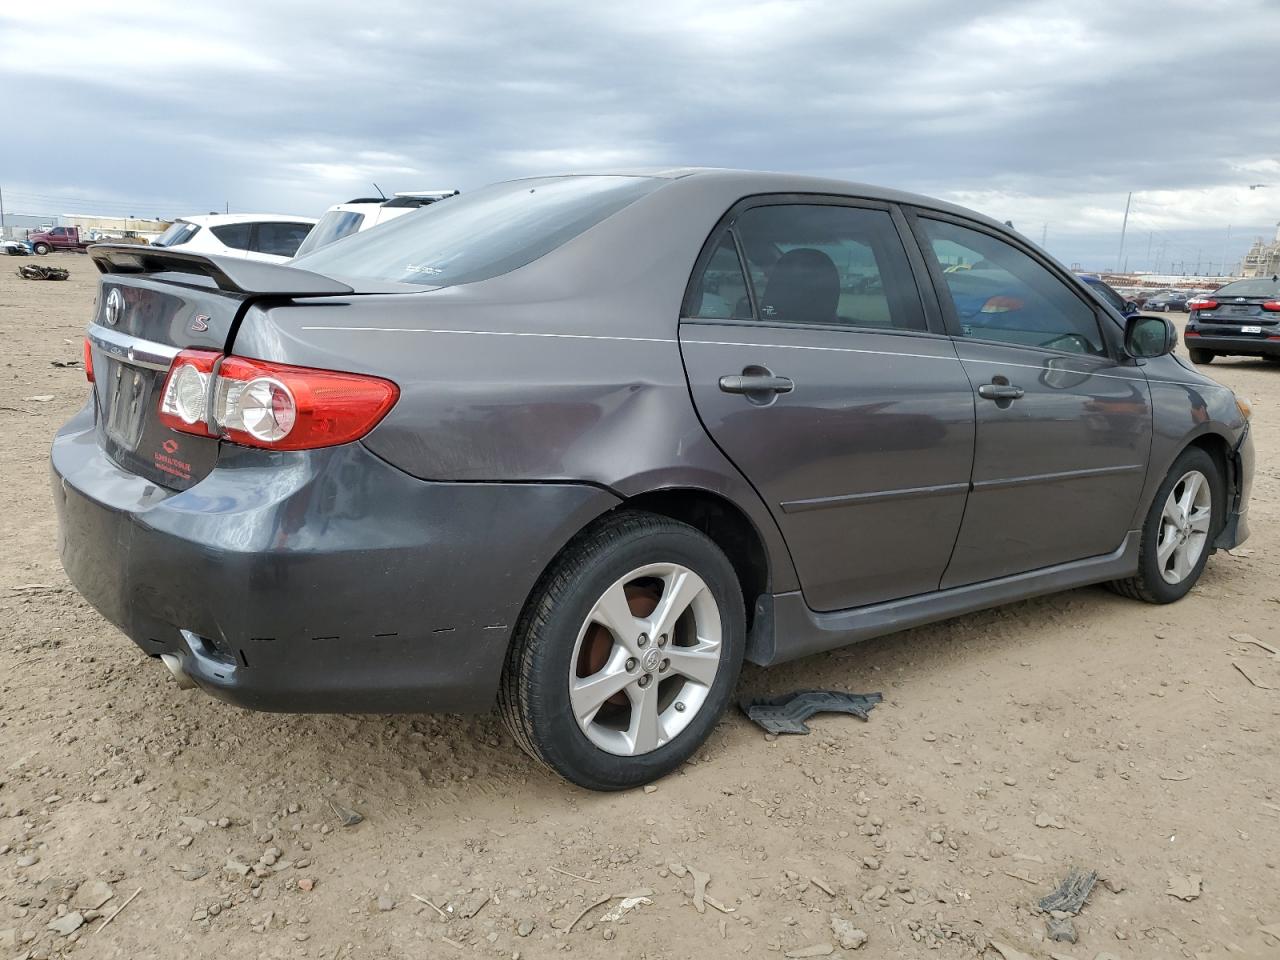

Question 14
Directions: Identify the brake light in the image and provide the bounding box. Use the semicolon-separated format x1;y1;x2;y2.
157;350;398;450
1184;330;1200;337
1263;301;1280;312
1188;299;1217;311
83;337;95;383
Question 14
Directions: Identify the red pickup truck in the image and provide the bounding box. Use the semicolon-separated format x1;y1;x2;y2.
27;226;98;255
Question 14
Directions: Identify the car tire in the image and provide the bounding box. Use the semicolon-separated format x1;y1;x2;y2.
1188;349;1214;364
33;243;50;256
1109;446;1222;604
499;510;745;790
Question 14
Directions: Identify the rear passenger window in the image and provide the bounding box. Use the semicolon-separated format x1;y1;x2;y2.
920;218;1105;355
211;223;252;250
685;234;752;319
730;204;926;331
254;222;312;257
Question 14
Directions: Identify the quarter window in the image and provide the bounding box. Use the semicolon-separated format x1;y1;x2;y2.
921;219;1105;355
685;234;752;319
729;204;926;331
254;222;313;257
211;222;253;251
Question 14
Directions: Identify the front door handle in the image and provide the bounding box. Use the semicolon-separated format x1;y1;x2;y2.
719;374;795;395
977;382;1025;401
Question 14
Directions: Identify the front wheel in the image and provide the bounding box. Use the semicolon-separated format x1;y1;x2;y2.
1188;348;1215;364
33;243;51;255
1109;447;1222;604
499;511;745;790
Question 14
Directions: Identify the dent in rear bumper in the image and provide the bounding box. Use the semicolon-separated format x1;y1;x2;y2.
51;409;620;712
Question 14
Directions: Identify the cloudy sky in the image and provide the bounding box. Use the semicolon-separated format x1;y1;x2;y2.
3;0;1278;272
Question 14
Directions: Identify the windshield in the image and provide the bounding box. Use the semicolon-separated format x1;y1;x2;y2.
1213;277;1280;298
153;221;200;248
292;175;661;287
293;209;366;257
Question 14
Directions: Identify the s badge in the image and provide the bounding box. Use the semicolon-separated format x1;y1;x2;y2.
190;314;210;333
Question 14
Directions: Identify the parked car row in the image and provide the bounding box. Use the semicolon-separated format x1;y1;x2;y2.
21;189;461;263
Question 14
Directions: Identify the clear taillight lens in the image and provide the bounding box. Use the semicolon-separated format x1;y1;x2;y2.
157;350;398;450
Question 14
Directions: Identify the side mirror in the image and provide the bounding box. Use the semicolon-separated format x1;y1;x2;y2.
1123;300;1139;316
1124;314;1176;359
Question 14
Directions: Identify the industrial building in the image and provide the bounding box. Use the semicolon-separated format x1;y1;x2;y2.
1241;223;1280;278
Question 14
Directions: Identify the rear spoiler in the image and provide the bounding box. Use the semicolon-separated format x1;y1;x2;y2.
88;244;353;296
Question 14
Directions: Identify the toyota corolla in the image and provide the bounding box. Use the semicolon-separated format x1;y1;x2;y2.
53;170;1253;789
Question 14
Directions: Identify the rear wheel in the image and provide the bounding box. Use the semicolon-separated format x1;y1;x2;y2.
499;512;745;790
1188;348;1214;364
1110;447;1221;604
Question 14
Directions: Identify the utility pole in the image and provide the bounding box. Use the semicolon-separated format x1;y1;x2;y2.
1145;232;1153;272
1040;223;1048;246
224;201;230;214
0;183;6;236
1195;249;1202;275
1116;191;1132;272
1221;225;1232;277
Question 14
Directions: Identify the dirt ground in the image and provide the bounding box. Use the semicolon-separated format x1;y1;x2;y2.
1;257;1278;960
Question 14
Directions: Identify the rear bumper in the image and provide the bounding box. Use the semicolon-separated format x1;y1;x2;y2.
51;405;617;712
1184;331;1280;356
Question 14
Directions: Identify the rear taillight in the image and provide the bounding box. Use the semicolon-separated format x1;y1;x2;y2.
158;350;398;450
83;337;95;383
1263;301;1280;312
1188;299;1217;311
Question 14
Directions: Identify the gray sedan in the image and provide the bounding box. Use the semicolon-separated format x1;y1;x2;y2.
53;170;1253;789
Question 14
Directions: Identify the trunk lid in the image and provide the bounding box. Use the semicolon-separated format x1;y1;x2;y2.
85;245;353;490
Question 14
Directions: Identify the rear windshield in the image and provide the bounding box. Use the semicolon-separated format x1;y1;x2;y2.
292;176;661;286
153;222;200;248
1212;277;1280;298
293;210;366;257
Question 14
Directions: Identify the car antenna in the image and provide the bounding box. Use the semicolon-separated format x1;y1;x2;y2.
372;182;388;200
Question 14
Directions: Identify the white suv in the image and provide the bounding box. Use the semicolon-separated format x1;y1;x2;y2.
151;214;317;263
291;191;459;257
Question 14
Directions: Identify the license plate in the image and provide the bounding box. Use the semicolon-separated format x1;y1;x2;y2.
1242;325;1262;334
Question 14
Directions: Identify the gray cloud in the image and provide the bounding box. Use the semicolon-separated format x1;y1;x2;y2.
3;0;1277;271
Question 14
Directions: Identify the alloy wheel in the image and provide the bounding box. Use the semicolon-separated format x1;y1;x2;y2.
1157;470;1212;584
569;562;722;756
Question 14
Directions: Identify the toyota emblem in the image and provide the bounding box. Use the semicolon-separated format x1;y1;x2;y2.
104;288;124;326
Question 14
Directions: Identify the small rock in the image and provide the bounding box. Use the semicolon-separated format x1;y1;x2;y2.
89;793;106;804
517;918;535;937
225;859;252;878
1034;813;1064;829
1002;776;1017;786
17;854;40;868
298;878;315;892
1046;916;1077;943
377;895;394;912
642;785;658;794
1167;874;1201;901
602;927;616;941
47;913;85;937
831;915;867;950
861;884;887;902
73;880;114;911
862;857;880;870
928;830;944;844
192;908;208;922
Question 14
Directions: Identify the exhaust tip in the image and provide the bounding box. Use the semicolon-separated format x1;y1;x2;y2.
159;653;197;690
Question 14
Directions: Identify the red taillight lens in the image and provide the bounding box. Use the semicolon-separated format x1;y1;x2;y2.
1188;299;1217;311
1262;301;1280;312
1184;330;1200;337
157;351;398;450
83;337;95;383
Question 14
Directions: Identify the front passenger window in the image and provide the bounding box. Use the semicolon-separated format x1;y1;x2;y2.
920;218;1105;355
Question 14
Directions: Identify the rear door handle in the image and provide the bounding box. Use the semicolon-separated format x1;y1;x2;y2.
718;374;795;395
977;383;1025;401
